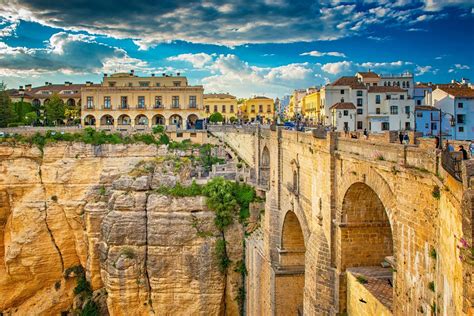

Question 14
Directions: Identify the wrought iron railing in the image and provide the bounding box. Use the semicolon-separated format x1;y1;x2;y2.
441;149;462;181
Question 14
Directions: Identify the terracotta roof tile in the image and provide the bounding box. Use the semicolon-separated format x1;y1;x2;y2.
329;76;367;89
204;93;236;99
437;87;474;99
368;86;406;93
415;105;437;111
330;102;356;110
357;71;380;78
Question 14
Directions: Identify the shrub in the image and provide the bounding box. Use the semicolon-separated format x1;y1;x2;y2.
152;125;165;134
432;186;440;199
356;275;368;284
215;238;231;273
428;281;435;292
81;300;99;316
121;247;135;259
209;112;224;123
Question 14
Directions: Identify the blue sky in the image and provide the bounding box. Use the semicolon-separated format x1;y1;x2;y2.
0;0;473;98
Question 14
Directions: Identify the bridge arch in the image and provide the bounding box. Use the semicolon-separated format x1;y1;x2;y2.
338;181;394;314
259;146;270;187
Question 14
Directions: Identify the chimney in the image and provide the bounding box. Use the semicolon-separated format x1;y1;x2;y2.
104;73;108;77
65;81;71;86
151;73;155;77
25;84;32;91
162;73;166;77
45;81;49;86
86;81;92;87
177;72;180;76
48;82;52;86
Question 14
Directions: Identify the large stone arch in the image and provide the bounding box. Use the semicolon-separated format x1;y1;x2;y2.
100;114;114;126
83;115;96;126
117;114;131;126
134;114;149;126
152;114;165;126
336;175;395;314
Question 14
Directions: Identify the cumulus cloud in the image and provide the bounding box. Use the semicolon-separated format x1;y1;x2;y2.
321;61;352;74
0;0;471;48
167;53;215;68
448;63;471;73
300;50;346;58
321;60;415;75
0;32;152;77
415;65;437;76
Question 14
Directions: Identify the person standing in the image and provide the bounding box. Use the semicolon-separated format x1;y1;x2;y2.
403;133;409;144
399;131;403;144
459;145;468;160
363;128;368;140
445;140;454;152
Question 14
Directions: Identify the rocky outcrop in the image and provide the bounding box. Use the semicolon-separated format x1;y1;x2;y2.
0;143;243;315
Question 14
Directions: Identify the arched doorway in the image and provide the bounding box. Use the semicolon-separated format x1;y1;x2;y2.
84;115;96;126
135;114;149;126
152;114;165;126
260;146;270;188
169;114;183;128
117;114;131;126
339;182;394;314
187;114;198;129
67;98;75;107
100;115;114;126
32;99;41;107
276;211;306;315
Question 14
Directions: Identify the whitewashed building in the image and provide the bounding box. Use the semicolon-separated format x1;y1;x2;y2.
330;102;357;131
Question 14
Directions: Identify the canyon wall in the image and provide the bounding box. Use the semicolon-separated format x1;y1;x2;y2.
0;142;243;315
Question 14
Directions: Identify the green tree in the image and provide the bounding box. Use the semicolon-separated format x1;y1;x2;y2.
45;93;65;126
13;101;33;123
0;82;16;127
209;112;224;123
24;111;38;125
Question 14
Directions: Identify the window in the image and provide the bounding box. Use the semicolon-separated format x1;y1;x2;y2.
405;122;411;130
251;105;255;113
375;95;381;104
340;98;345;102
357;109;363;114
381;122;390;131
402;81;406;88
431;122;438;130
104;96;111;109
230;105;234;113
259;104;263;113
214;105;218;112
458;102;464;108
457;114;465;124
390;106;398;115
139;81;149;87
108;82;116;87
357;90;363;97
425;123;429;129
406;81;410;88
222;105;226;113
189;96;197;108
459;126;464;132
373;83;377;86
154;96;162;108
416;100;421;105
172;96;179;108
87;96;94;109
340;89;345;94
128;82;132;87
357;98;363;106
376;108;381;114
386;94;392;100
205;105;210;113
156;83;161;87
343;110;348;116
267;104;272;113
400;94;405;100
357;121;363;129
173;81;181;87
121;96;128;109
138;96;145;108
405;106;410;114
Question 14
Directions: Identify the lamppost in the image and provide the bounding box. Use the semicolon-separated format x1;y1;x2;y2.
439;109;456;148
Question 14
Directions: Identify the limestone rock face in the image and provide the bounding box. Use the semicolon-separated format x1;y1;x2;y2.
0;143;243;315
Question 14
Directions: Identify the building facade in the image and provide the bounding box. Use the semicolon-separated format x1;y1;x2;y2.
301;90;321;122
415;105;440;137
203;93;238;122
239;96;274;123
81;72;204;129
432;86;474;140
330;102;356;131
9;82;88;107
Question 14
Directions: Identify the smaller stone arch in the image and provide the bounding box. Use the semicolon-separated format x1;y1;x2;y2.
100;114;114;126
117;114;131;126
152;114;165;125
135;114;149;126
84;115;96;126
187;114;199;129
44;98;50;104
32;99;41;107
66;98;75;107
169;114;183;128
259;146;270;188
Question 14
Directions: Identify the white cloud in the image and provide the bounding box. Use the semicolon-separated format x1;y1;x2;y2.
321;61;352;74
454;64;470;70
300;50;346;58
167;53;215;68
415;65;436;76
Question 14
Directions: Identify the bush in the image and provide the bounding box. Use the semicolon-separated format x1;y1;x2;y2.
7;122;22;127
215;238;231;273
81;300;99;316
152;125;165;134
209;112;224;123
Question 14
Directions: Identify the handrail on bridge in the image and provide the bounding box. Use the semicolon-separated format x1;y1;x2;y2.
441;149;462;181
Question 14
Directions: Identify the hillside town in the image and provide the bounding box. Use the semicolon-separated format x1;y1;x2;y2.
2;70;474;143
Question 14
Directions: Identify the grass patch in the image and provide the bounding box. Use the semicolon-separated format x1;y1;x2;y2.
356;275;368;284
432;186;441;199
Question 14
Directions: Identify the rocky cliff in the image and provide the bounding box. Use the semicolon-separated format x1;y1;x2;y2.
0;142;243;315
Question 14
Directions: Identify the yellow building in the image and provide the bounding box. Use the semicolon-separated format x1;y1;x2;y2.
81;72;203;129
239;96;274;123
203;93;238;122
286;94;296;119
301;91;321;122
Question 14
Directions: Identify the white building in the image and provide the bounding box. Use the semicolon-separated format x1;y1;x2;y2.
379;72;414;98
414;84;433;106
367;86;414;132
330;102;357;131
432;86;474;140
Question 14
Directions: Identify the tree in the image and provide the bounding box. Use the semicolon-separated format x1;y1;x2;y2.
229;116;237;123
65;107;80;125
45;93;65;126
24;112;38;125
13;101;33;123
0;82;16;127
209;112;224;123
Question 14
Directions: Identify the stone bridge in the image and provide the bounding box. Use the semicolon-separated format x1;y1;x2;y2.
210;126;474;316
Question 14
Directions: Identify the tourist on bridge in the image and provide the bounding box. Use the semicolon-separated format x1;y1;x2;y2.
458;145;469;160
399;131;404;144
403;133;409;145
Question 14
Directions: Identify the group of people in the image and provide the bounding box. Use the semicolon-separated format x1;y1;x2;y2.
398;131;410;145
443;139;474;160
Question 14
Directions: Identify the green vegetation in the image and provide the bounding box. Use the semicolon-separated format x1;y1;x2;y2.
0;82;16;127
81;300;99;316
428;281;435;292
432;186;441;199
199;144;225;172
430;248;437;260
215;238;231;273
121;247;136;259
209;112;224;123
64;265;99;315
152;125;165;134
155;181;204;197
356;275;368;284
44;93;66;126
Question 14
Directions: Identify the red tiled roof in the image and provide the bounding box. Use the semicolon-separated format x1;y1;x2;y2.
330;102;356;110
415;105;437;111
437;87;474;99
357;71;380;78
204;93;236;99
368;86;405;93
8;83;99;99
329;76;367;89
